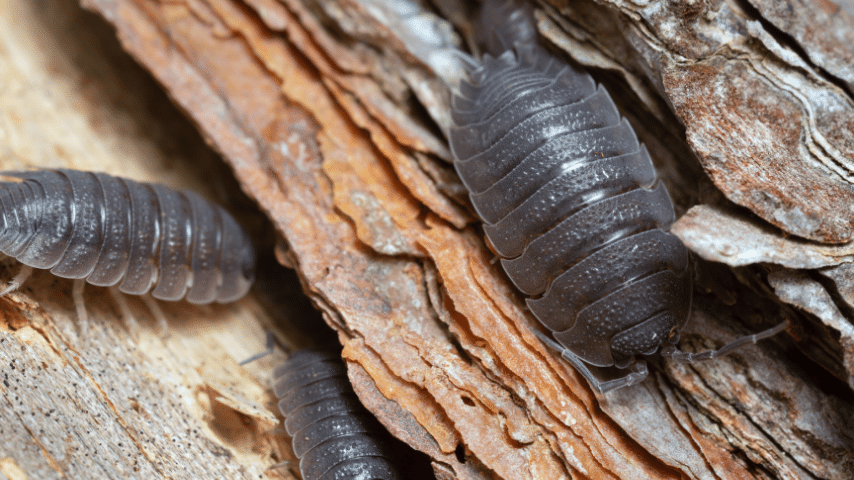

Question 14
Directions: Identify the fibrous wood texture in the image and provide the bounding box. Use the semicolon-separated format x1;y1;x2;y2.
6;0;854;478
0;1;297;478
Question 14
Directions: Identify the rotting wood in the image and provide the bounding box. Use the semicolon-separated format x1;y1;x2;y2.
0;1;299;478
10;0;854;478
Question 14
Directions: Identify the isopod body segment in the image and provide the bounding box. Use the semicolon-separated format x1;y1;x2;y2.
273;349;401;480
449;2;693;392
0;169;254;304
447;0;790;392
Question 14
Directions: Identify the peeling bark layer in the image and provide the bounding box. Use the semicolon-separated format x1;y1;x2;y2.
43;0;854;478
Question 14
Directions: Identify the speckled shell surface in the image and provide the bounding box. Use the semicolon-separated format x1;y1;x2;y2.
450;43;692;368
0;169;254;303
273;350;401;480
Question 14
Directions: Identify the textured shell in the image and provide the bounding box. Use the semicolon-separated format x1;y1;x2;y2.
273;350;401;480
449;42;692;368
0;169;254;304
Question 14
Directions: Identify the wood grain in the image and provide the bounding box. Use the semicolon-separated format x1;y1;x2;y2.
4;0;853;478
0;1;296;478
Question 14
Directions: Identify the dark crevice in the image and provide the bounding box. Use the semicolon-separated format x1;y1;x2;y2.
731;447;778;479
382;431;438;480
808;269;854;324
448;334;475;366
406;87;449;143
254;240;336;347
701;261;853;398
770;272;854;403
734;0;854;100
454;443;467;463
778;329;854;403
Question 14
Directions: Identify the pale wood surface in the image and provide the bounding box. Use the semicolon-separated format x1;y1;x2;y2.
4;0;854;479
76;0;854;478
0;1;300;478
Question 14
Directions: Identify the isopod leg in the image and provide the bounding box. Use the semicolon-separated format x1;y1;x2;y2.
595;360;648;393
0;265;33;295
661;319;790;363
451;49;481;72
108;286;139;338
264;460;294;475
141;295;168;336
238;330;281;366
532;329;646;393
73;279;89;337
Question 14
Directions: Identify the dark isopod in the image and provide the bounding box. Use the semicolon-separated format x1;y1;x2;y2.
0;169;255;334
273;349;401;480
449;0;787;392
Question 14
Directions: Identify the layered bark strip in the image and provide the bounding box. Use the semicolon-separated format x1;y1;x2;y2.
0;169;255;303
450;0;692;392
273;350;401;480
72;0;854;476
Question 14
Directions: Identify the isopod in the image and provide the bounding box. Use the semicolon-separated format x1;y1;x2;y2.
0;169;255;334
273;349;401;480
448;0;788;392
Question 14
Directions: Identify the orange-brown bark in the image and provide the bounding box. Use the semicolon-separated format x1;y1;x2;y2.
7;0;851;478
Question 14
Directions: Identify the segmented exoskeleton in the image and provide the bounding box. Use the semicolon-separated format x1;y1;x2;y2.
448;0;787;392
273;349;401;480
0;169;255;333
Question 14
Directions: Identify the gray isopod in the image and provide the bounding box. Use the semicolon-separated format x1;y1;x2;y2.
273;349;401;480
0;169;255;333
447;0;788;392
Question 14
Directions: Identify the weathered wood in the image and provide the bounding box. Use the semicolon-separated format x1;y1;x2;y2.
11;0;854;478
0;1;298;478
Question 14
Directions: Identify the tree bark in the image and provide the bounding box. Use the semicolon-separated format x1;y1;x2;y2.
3;0;854;478
0;1;297;478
